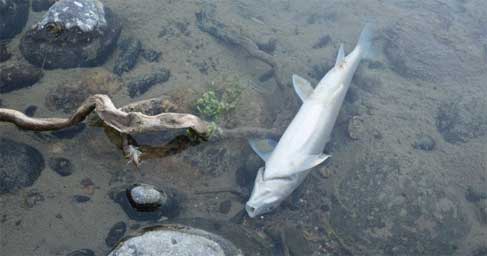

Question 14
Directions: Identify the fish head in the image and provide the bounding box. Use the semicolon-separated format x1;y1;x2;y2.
245;167;285;218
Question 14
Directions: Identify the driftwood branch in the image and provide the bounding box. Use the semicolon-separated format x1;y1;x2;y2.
196;5;285;89
0;94;210;136
0;94;280;165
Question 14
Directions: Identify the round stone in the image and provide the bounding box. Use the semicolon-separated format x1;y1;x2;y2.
130;184;163;206
0;0;29;40
0;137;45;194
108;224;243;256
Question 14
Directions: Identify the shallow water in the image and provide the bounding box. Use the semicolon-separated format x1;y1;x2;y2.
1;0;487;255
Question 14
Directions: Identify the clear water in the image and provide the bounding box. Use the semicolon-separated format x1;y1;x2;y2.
1;0;486;255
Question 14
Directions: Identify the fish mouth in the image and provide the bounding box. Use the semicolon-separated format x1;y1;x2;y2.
245;203;258;218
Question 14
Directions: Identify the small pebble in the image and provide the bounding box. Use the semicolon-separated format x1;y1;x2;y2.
218;200;232;214
141;49;161;62
73;195;90;203
66;249;95;256
23;105;38;117
49;157;74;177
105;221;127;247
413;135;436;151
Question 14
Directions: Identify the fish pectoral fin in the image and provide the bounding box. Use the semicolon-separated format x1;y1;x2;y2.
292;74;314;102
249;138;278;161
335;44;346;67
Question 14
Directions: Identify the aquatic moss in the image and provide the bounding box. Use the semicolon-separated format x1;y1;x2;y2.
194;77;243;121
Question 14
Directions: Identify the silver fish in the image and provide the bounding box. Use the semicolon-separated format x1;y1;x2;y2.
246;24;374;217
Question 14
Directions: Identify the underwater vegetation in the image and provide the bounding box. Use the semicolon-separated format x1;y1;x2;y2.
194;77;243;121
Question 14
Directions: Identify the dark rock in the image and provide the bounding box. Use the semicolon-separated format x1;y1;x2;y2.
51;123;86;139
20;0;121;69
113;38;142;76
312;35;331;49
257;38;277;55
236;154;261;189
127;68;170;98
110;185;180;221
45;86;88;113
0;0;29;40
141;49;161;62
258;69;274;82
366;60;385;70
48;157;74;177
283;226;313;256
0;137;45;194
413;134;436;151
66;249;95;256
0;43;11;62
31;0;55;12
105;221;127;247
218;200;232;214
465;186;487;203
0;64;43;93
471;247;487;256
23;105;38;117
436;99;487;144
73;195;90;203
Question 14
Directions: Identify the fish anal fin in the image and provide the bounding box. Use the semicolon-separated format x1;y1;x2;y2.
264;153;331;179
335;44;345;67
292;74;314;102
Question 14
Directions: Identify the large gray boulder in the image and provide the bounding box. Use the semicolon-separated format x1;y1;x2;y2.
20;0;121;69
0;0;29;40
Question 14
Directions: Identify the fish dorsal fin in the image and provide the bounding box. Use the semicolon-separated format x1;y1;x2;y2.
264;153;331;179
335;44;345;67
292;74;314;102
249;139;277;161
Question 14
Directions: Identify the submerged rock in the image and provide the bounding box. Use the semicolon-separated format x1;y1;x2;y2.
0;0;29;40
0;43;11;62
128;184;167;211
66;249;95;256
113;38;142;76
141;49;161;62
110;184;179;221
45;69;122;113
48;157;74;177
0;138;45;194
413;134;436;151
105;221;127;247
127;68;170;98
108;223;243;256
0;64;43;93
20;0;121;69
31;0;55;12
436;98;487;144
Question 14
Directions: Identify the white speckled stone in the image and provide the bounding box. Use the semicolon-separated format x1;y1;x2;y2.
36;0;106;32
108;228;241;256
130;184;162;205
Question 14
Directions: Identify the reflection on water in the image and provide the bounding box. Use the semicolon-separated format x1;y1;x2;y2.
1;0;487;255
